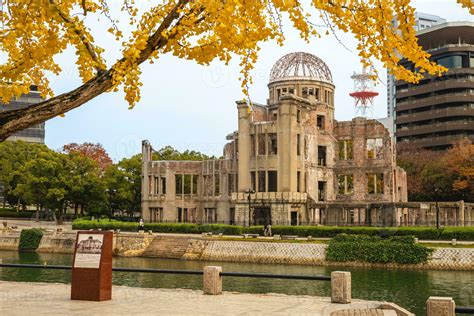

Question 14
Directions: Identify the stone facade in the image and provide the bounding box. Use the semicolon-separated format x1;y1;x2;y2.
142;51;471;227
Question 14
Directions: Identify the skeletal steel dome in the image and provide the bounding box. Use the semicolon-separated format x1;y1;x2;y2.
269;52;333;84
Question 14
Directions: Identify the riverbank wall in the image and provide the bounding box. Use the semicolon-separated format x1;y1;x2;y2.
1;230;473;270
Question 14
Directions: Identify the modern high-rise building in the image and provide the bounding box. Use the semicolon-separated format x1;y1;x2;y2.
0;86;45;204
0;86;45;144
395;21;474;151
386;12;446;120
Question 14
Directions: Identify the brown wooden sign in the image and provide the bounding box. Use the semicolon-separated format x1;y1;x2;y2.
71;231;113;301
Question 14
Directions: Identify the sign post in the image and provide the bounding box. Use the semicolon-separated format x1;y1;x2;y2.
71;231;113;301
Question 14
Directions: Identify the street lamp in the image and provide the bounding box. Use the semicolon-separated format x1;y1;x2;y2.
244;189;255;227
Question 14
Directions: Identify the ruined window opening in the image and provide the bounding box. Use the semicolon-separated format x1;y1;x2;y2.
282;88;288;95
177;207;184;223
272;111;278;121
302;87;308;98
258;134;266;155
338;174;354;195
258;171;266;192
297;134;301;156
204;208;217;223
148;176;152;195
149;207;163;222
367;138;383;159
297;171;301;192
297;109;301;123
315;88;320;100
309;87;315;96
228;174;234;194
289;88;295;94
204;175;213;196
277;89;281;99
318;181;326;201
161;177;166;194
214;174;220;196
367;173;384;194
175;174;183;195
250;171;256;192
318;146;327;166
268;133;277;155
338;140;353;160
183;174;192;194
230;208;235;225
192;175;198;195
268;171;277;192
317;115;325;130
154;177;159;195
250;135;256;156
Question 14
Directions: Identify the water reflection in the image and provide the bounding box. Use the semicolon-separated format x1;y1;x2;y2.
1;250;472;315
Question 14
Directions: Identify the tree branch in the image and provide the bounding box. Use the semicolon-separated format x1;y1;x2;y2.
0;0;190;142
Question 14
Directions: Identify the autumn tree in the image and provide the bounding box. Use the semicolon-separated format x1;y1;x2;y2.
1;0;472;140
63;142;112;171
397;140;474;202
442;140;474;200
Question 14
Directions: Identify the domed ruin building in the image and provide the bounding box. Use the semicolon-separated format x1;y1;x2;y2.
141;52;472;227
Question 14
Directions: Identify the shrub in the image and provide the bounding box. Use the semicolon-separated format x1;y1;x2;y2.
326;234;433;264
19;228;44;251
0;209;36;219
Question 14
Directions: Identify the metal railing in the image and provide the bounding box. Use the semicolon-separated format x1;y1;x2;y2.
455;306;474;314
0;263;331;281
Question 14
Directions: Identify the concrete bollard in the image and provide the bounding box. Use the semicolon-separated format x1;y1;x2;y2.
451;239;457;246
203;266;222;295
331;271;351;304
414;237;419;244
426;297;455;316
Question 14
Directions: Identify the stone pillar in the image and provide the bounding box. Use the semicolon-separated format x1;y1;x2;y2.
237;102;251;192
426;297;455;316
141;140;152;222
203;266;222;295
278;101;296;192
331;271;351;304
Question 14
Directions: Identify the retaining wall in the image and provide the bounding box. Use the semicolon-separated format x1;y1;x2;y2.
0;230;472;270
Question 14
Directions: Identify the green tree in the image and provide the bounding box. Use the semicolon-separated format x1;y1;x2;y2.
64;152;107;216
0;141;50;209
14;150;70;220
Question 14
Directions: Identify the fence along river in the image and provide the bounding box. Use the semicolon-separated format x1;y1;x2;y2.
0;250;473;315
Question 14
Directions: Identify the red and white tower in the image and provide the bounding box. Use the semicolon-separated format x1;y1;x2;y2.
349;67;379;118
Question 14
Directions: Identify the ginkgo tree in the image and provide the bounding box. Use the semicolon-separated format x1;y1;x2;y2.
0;0;472;141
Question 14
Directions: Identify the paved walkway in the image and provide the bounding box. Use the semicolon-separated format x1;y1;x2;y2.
0;281;401;316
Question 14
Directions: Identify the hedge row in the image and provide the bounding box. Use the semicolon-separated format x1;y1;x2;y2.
326;234;433;264
0;209;36;218
245;225;474;241
73;219;243;235
19;228;44;251
71;220;474;241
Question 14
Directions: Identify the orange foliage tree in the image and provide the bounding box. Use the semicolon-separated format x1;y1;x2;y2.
63;142;112;172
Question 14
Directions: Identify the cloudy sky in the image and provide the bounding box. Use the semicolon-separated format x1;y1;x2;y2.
43;0;473;161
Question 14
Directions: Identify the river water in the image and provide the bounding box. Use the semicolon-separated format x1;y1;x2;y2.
0;250;472;315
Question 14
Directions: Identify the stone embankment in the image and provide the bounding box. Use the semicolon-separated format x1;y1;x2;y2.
1;229;473;270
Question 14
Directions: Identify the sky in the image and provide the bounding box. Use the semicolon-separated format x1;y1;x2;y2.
41;0;473;161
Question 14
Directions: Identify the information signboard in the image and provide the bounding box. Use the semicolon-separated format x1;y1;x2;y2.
71;231;112;301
